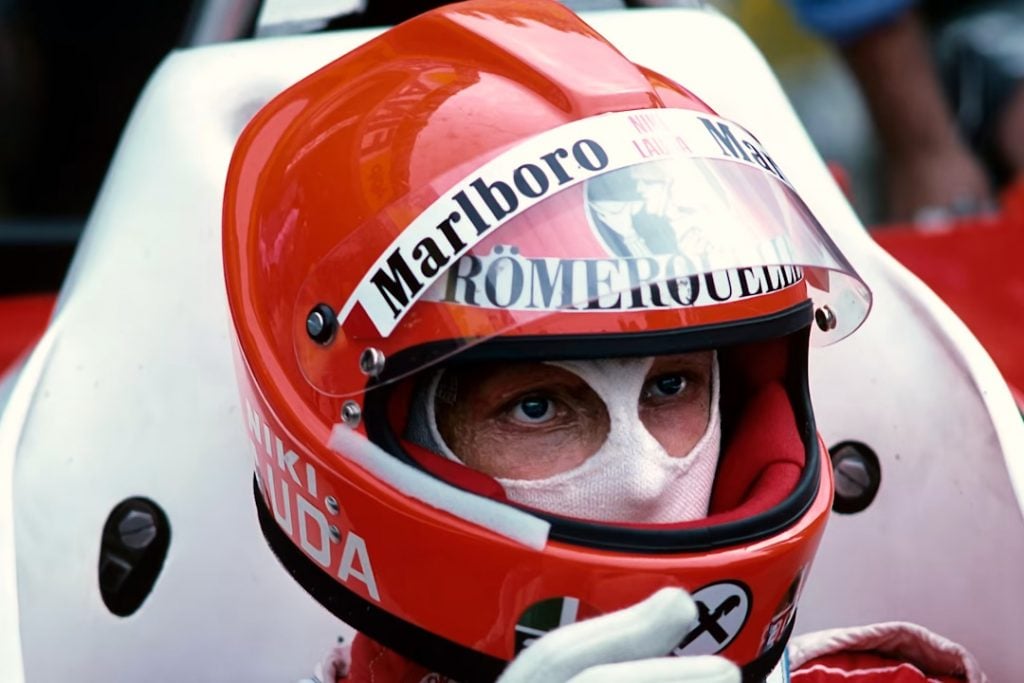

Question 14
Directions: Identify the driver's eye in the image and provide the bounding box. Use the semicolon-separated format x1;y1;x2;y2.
514;396;554;423
645;374;686;398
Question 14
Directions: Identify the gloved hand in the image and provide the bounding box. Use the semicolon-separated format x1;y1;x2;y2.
496;587;741;683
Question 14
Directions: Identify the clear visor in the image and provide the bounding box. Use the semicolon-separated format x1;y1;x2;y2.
294;117;871;397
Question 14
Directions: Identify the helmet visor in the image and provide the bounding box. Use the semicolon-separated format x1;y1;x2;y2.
293;109;871;397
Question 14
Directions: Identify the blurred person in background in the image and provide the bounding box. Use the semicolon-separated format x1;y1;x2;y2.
787;0;1024;222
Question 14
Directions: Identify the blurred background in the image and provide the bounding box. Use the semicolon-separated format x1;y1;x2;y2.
1;0;1021;295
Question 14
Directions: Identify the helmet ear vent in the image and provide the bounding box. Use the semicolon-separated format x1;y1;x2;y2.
828;441;881;514
98;497;171;617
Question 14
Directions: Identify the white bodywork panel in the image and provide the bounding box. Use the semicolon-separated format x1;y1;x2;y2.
1;8;1021;682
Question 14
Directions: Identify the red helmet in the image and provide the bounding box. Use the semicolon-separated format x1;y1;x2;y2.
223;1;870;680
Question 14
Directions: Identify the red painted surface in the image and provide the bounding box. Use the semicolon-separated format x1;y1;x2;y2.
0;293;55;376
872;180;1024;402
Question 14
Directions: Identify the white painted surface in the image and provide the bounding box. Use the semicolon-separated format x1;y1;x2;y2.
0;7;1020;681
0;30;384;683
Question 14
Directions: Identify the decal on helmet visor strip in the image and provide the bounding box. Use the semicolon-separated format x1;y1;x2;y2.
297;108;871;396
333;108;853;337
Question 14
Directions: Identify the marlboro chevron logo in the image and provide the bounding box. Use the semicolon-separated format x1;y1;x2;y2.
335;108;790;337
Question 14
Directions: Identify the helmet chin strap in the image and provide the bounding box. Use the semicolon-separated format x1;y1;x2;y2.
406;354;721;524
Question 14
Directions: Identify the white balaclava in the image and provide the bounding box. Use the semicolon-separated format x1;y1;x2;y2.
407;355;721;523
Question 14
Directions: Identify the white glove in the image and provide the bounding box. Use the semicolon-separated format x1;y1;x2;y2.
497;587;741;683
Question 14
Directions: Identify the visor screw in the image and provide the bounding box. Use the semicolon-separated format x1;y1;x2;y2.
325;496;339;515
117;508;158;550
306;304;337;345
359;348;386;377
815;305;837;332
329;525;341;543
829;441;881;514
341;400;361;428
